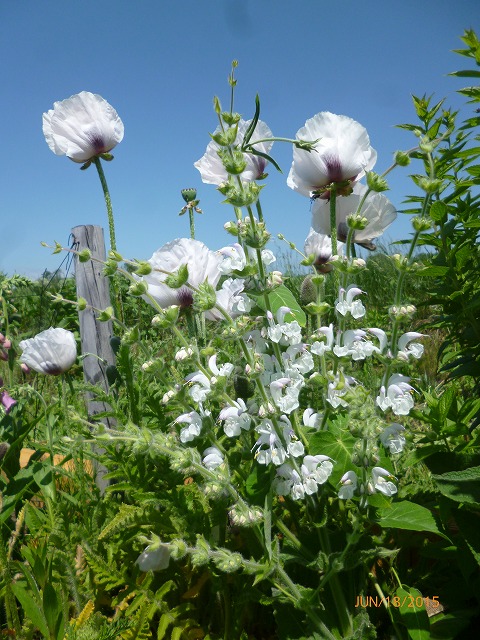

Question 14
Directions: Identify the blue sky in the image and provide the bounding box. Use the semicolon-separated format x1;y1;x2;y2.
1;0;477;277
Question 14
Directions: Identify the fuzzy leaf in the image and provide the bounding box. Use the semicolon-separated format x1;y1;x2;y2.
432;466;480;507
376;500;449;540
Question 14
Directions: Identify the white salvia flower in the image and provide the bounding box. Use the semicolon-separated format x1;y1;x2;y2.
266;308;302;346
303;408;321;429
369;467;397;497
270;377;301;414
208;278;252;320
301;455;334;493
312;183;396;250
217;243;247;274
43;91;124;163
368;328;388;354
195;119;273;185
326;372;356;409
259;248;276;266
333;329;376;361
304;228;344;271
253;418;304;466
274;455;333;500
185;371;211;403
141;238;222;310
219;399;252;437
338;471;358;500
335;285;366;319
397;332;425;361
287;112;377;199
376;374;415;416
274;464;305;500
19;327;77;375
176;410;204;443
136;544;170;572
282;344;314;374
202;446;224;470
208;354;234;378
380;423;406;454
175;347;194;361
311;324;334;356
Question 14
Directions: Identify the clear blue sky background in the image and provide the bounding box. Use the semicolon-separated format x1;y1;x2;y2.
1;0;477;277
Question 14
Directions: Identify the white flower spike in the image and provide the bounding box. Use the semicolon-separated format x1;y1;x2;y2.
43;91;124;163
19;328;77;375
195;119;273;185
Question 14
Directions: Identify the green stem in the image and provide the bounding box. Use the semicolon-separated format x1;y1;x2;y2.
189;207;195;239
93;157;116;252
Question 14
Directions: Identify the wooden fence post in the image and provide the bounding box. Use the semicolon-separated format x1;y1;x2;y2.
71;225;115;493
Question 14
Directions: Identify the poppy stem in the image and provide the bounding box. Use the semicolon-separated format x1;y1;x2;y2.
93;157;117;252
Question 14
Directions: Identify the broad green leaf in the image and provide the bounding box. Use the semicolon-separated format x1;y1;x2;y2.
308;429;357;483
432;466;480;507
43;583;61;638
416;265;450;277
396;586;430;640
376;500;449;540
253;284;306;326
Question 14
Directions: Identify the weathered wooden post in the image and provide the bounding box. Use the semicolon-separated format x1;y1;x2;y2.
72;224;115;493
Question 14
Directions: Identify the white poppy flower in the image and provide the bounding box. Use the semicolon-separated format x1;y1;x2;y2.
304;228;344;271
19;328;77;375
43;91;124;163
312;183;396;249
287;112;377;198
136;544;170;572
195;119;273;185
141;238;222;310
380;423;406;454
376;374;415;416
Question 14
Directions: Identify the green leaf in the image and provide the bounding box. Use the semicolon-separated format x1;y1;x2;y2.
453;509;480;566
11;583;50;637
432;466;480;507
253;284;306;326
396;586;430;640
416;265;450;277
43;582;61;638
308;428;357;483
376;500;449;540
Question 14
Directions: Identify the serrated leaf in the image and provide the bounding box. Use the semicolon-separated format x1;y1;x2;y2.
432;466;480;507
376;500;449;540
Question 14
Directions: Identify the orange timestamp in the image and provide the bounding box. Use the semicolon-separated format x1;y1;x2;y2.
355;595;440;609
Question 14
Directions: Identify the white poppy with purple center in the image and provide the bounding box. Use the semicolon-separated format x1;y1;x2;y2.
141;238;222;310
43;91;124;163
311;183;396;250
19;328;77;376
304;228;344;272
287;112;377;198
